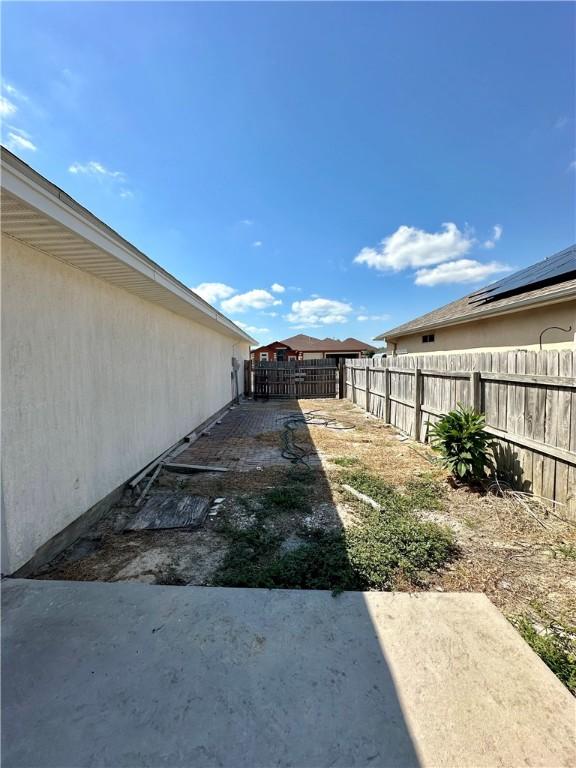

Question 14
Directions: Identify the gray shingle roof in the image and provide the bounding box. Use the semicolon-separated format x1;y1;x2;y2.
377;245;576;340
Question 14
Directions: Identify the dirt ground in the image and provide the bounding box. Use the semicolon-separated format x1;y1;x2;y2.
310;399;576;623
35;397;576;626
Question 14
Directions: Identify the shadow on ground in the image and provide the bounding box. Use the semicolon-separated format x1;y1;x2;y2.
6;401;576;767
7;400;426;766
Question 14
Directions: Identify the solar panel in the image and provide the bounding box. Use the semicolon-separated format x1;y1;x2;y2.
469;245;576;305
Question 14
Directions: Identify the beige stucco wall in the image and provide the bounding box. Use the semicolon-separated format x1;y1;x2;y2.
386;300;576;355
1;235;249;572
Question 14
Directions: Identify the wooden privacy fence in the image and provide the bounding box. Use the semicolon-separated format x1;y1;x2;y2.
345;350;576;514
247;359;338;399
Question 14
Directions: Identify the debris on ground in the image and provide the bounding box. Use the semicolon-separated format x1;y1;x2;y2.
32;397;576;694
163;462;229;474
124;493;211;531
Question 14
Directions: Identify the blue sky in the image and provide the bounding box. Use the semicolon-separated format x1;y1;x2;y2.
2;2;574;345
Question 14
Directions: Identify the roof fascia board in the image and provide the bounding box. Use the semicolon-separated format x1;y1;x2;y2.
375;289;576;341
298;348;371;352
2;158;256;345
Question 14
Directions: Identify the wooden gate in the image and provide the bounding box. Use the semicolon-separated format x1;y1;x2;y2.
251;360;338;399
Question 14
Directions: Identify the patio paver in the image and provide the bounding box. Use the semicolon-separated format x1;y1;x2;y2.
176;400;321;471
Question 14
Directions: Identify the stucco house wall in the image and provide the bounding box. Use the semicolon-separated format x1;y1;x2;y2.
2;234;250;573
387;301;576;355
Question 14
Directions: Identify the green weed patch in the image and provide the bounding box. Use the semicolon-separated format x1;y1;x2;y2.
212;471;454;592
512;613;576;695
332;456;361;467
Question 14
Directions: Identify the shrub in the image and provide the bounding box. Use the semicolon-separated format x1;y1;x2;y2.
428;404;494;482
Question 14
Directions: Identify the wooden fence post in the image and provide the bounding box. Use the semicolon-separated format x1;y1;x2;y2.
244;360;252;398
384;368;391;424
338;360;345;399
365;364;370;413
414;368;423;441
470;371;481;412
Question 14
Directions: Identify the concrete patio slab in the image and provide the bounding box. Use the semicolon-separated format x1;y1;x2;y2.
2;579;575;768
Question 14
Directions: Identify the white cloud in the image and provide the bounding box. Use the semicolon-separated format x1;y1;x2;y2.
52;68;83;109
5;130;36;152
286;298;353;327
252;240;263;247
357;314;391;322
3;82;29;102
0;96;17;117
354;223;474;272
555;116;569;129
69;161;126;180
271;283;285;293
192;282;236;304
1;84;32;122
262;311;278;317
483;225;503;249
221;289;281;314
239;219;254;226
68;161;133;198
414;259;512;287
569;160;576;172
232;320;270;335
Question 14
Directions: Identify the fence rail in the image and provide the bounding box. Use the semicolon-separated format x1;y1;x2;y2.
345;350;576;515
246;359;338;399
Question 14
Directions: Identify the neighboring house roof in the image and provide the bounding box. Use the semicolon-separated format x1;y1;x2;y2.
0;148;256;345
376;245;576;341
281;334;378;352
250;341;295;354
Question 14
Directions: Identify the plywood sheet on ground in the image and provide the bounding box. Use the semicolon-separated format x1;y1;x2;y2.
124;493;210;531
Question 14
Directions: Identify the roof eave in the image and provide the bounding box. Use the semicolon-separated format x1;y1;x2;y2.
1;149;256;346
375;287;576;341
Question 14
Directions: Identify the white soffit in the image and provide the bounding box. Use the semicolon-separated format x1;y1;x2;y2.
1;151;256;344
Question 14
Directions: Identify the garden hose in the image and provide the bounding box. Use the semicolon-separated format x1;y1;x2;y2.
277;411;355;468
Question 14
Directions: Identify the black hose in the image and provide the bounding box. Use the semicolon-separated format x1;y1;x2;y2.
277;411;355;468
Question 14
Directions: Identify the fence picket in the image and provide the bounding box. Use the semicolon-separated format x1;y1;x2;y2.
345;349;576;512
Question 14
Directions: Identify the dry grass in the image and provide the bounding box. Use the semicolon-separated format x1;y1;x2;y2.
302;398;576;623
35;397;576;627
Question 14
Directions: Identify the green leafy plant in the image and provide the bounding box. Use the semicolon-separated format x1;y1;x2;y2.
341;470;454;588
428;405;494;482
511;614;576;695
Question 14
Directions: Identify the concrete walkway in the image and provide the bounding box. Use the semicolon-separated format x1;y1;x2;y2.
2;580;575;768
